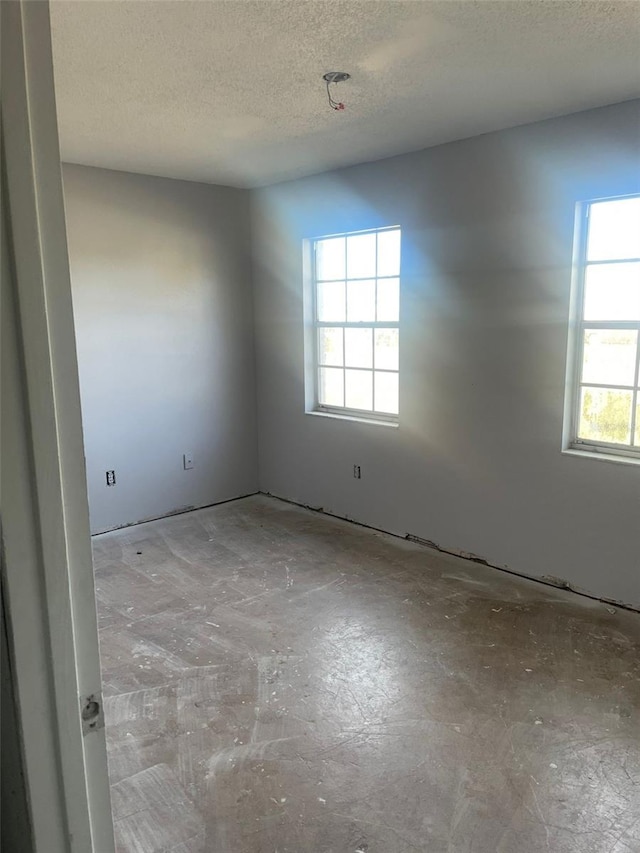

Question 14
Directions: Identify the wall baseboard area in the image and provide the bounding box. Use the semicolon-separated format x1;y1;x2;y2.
90;492;260;536
263;492;640;615
89;488;639;614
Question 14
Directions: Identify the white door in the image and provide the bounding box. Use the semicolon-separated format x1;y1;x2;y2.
1;2;115;851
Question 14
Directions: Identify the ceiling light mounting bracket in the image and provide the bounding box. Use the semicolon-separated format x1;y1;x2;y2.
323;71;351;85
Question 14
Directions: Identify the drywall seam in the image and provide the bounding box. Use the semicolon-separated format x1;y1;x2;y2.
246;196;263;493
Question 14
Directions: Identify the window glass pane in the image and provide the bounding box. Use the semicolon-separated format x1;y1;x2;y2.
347;279;375;321
318;328;343;366
317;281;345;321
345;369;373;410
375;328;399;371
316;237;345;280
587;197;640;261
635;401;640;446
347;233;376;278
374;371;399;414
583;262;640;321
579;387;632;444
377;229;401;277
345;328;373;368
318;367;344;407
581;330;637;386
376;277;400;321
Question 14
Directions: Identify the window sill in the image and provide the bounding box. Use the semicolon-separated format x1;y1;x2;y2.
306;410;399;429
562;447;640;467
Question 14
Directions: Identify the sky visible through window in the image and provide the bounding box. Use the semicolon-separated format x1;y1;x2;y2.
576;196;640;450
314;228;400;417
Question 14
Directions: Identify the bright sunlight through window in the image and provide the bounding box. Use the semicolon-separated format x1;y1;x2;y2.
569;195;640;459
312;227;400;421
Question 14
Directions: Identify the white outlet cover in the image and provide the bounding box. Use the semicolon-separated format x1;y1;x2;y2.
183;453;194;470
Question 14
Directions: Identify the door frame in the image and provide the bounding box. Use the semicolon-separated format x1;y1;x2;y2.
1;2;114;850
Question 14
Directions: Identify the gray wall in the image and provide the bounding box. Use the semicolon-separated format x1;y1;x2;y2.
252;101;640;609
63;165;258;534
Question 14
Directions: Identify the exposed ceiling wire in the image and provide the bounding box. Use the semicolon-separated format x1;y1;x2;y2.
323;71;350;111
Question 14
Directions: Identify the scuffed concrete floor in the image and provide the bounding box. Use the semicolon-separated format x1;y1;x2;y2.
94;494;640;853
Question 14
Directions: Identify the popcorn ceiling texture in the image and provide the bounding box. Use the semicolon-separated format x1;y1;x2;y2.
50;1;640;188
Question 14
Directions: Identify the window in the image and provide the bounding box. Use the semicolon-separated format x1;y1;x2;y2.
311;227;400;422
567;195;640;459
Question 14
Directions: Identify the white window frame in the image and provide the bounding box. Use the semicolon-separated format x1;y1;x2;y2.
566;194;640;461
310;226;401;424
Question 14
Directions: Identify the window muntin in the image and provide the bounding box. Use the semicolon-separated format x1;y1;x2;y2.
571;195;640;458
313;227;400;420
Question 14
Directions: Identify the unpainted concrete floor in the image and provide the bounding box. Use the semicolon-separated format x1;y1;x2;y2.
94;495;640;853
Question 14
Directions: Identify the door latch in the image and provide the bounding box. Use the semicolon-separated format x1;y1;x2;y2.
80;692;104;735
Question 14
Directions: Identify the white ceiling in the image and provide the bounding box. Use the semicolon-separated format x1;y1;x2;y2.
50;0;640;188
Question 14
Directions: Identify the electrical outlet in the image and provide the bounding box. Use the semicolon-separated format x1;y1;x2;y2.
106;470;116;486
183;452;194;470
353;465;361;479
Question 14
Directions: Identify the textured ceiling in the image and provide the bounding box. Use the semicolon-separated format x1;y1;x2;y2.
50;0;640;188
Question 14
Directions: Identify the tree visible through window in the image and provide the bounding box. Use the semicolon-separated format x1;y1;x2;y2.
312;227;400;420
570;195;640;457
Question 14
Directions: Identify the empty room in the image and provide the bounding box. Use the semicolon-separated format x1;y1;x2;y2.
3;1;640;852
